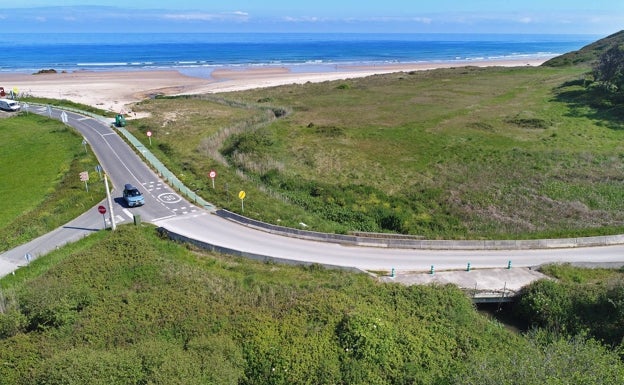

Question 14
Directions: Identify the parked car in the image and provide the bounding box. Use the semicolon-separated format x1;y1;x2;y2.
123;183;145;207
0;98;20;112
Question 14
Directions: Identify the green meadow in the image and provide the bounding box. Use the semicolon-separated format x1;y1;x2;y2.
0;113;105;251
128;65;624;239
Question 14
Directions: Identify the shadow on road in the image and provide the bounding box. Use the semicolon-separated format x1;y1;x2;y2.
62;226;100;232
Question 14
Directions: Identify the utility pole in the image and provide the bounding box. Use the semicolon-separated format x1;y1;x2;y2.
104;174;117;231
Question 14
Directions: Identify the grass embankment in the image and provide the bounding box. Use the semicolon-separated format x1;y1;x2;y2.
0;113;106;251
20;97;115;118
1;225;622;385
128;65;624;239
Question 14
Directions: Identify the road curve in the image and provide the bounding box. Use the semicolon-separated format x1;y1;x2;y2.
2;105;624;278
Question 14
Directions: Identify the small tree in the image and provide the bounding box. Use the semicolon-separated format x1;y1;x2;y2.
593;44;624;92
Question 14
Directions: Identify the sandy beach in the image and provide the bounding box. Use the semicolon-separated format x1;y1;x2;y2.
0;59;546;114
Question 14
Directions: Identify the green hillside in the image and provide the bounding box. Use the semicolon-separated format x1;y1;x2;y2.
130;63;624;240
1;225;622;385
542;30;624;67
0;114;106;251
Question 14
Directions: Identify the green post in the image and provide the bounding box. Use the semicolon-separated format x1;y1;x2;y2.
430;265;435;275
507;260;512;269
391;268;395;278
467;262;471;272
133;214;141;226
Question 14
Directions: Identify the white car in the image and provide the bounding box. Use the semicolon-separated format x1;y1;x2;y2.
0;98;20;112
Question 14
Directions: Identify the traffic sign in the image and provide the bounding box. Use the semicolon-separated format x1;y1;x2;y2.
98;205;106;214
238;190;246;212
79;171;89;181
209;170;217;189
147;131;152;137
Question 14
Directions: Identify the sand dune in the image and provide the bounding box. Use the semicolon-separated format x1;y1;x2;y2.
0;59;546;114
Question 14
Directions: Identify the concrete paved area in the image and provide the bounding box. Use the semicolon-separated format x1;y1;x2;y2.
380;267;550;297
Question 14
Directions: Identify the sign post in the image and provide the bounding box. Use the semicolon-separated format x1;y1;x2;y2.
238;190;246;212
79;171;89;192
98;205;107;229
147;131;152;146
103;174;116;231
209;170;216;189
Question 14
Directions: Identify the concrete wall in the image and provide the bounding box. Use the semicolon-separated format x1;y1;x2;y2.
156;226;367;273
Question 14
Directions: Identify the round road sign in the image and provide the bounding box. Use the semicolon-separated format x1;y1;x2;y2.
98;205;107;214
209;170;216;178
238;191;246;200
147;131;152;137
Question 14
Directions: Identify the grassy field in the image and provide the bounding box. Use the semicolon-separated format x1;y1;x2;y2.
128;65;624;239
0;113;106;251
1;225;622;385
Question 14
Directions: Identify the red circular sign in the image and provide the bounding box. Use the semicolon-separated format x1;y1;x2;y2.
146;131;152;137
209;170;216;178
98;205;107;214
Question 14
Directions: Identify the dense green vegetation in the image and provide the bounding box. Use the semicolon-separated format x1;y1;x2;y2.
0;113;106;251
1;225;623;384
515;263;624;347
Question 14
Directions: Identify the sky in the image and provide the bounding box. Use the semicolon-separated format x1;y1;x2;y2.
2;1;623;35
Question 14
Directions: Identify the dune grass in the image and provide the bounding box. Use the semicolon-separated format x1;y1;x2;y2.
0;113;106;251
127;65;624;239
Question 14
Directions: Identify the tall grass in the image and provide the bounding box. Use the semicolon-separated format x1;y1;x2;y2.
127;66;624;238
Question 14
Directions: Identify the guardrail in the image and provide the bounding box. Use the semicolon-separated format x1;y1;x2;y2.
215;209;624;250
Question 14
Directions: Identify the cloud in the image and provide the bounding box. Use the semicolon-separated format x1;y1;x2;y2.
162;11;249;22
282;16;326;23
368;16;433;24
282;15;433;24
2;5;621;34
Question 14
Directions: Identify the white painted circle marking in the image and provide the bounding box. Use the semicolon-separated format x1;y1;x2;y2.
158;192;182;204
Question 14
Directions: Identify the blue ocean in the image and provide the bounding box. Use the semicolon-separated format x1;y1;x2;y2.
0;33;599;77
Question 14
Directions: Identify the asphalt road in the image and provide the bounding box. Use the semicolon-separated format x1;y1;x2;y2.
2;106;624;279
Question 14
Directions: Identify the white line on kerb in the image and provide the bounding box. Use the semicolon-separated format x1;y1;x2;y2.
122;209;134;219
